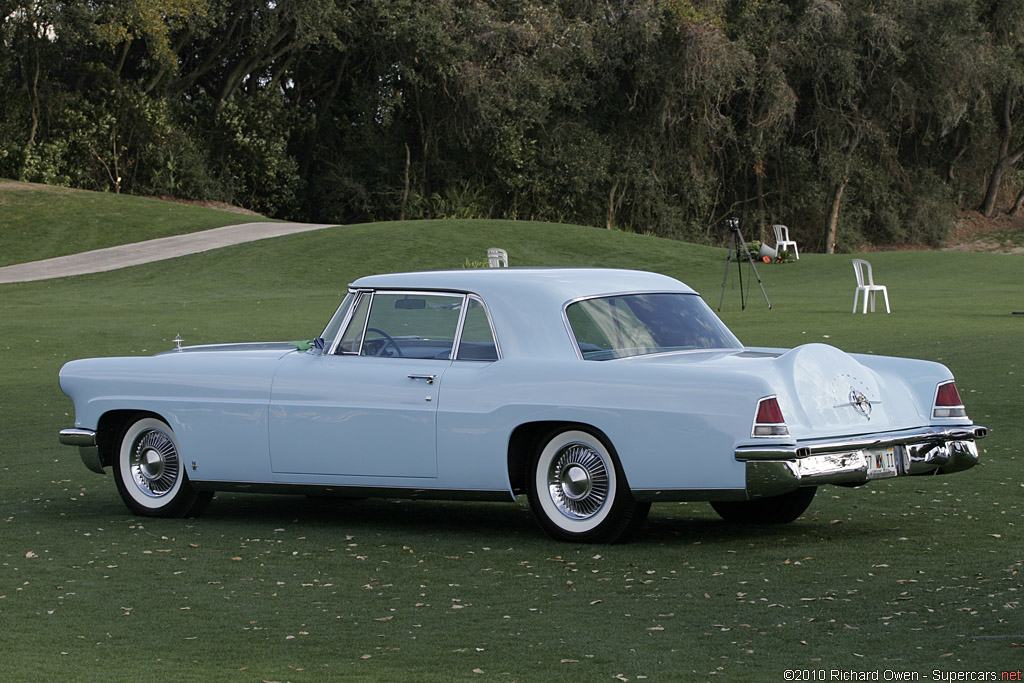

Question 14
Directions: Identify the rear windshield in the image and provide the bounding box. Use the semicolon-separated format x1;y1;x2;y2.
566;293;742;360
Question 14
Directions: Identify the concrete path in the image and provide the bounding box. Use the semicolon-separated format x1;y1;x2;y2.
0;221;338;284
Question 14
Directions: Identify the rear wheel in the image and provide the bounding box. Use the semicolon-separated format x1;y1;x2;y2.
710;486;817;524
527;428;650;543
114;416;212;517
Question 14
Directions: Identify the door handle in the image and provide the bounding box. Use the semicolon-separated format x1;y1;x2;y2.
408;374;436;385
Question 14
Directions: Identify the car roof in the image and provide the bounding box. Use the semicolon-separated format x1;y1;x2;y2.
348;269;701;360
350;268;697;301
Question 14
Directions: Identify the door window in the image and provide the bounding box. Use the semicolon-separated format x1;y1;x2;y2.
340;292;464;359
455;296;499;361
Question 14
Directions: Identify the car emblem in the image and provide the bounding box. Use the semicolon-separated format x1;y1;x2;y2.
849;388;872;420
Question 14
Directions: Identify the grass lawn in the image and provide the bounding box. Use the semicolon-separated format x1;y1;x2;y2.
1;212;1021;681
0;181;272;267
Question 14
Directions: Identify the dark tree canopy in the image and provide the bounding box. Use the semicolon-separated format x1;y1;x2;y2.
2;0;1022;250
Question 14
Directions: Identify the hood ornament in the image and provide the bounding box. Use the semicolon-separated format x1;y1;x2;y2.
173;333;184;351
849;388;872;420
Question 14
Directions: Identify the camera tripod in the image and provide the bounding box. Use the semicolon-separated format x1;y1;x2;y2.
718;218;771;311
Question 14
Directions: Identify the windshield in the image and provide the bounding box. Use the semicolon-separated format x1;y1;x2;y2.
566;293;742;360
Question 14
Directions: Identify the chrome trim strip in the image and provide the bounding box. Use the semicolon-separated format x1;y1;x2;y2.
449;293;470;360
355;291;375;355
190;480;514;501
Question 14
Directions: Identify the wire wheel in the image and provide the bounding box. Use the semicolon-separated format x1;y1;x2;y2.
546;442;610;520
128;427;181;498
114;416;212;517
528;428;649;543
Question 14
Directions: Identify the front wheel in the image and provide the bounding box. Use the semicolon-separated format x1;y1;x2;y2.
114;416;212;517
527;428;650;543
710;486;817;524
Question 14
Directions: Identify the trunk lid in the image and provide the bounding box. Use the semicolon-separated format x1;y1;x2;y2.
766;343;923;438
627;343;926;438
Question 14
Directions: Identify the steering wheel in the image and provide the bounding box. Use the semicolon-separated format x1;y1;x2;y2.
365;327;403;357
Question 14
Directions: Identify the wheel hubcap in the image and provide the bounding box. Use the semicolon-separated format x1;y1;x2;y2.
130;429;180;498
547;443;609;519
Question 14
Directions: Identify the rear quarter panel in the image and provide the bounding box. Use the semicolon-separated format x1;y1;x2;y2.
437;355;773;494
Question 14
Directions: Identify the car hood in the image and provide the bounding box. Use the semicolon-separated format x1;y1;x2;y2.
626;343;940;438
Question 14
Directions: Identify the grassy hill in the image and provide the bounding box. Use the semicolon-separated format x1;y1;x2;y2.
1;187;1021;679
0;181;269;267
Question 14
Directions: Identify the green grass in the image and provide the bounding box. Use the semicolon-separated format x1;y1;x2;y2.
1;211;1021;680
0;181;270;267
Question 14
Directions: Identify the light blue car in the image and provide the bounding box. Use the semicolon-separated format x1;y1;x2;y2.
59;268;986;542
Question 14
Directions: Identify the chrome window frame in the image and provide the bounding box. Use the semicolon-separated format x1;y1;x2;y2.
327;289;501;362
328;288;374;356
453;294;502;362
326;288;371;356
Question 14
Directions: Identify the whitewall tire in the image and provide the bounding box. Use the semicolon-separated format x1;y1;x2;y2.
114;416;211;517
527;428;649;543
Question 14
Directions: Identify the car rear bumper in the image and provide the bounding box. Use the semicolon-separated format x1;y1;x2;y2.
736;425;987;499
59;428;104;475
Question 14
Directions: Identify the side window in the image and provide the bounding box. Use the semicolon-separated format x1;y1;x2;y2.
567;297;656;353
353;292;464;359
337;292;371;354
319;292;353;350
566;293;741;360
456;297;499;361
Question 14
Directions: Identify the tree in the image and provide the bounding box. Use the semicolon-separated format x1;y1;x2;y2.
977;0;1024;216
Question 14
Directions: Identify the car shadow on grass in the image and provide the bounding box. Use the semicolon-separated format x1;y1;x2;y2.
641;514;879;546
185;493;879;546
200;492;541;541
73;491;880;545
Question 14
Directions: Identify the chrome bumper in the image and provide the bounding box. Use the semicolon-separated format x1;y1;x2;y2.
736;425;986;499
59;428;105;475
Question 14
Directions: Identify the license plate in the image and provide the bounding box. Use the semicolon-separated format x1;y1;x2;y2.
865;446;898;479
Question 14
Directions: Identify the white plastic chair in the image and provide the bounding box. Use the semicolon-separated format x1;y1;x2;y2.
487;248;508;268
852;259;890;313
773;224;799;259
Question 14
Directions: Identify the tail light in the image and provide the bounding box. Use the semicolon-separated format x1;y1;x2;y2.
933;381;967;419
753;396;789;437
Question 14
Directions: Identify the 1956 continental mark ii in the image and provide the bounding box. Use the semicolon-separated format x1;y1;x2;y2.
59;268;986;542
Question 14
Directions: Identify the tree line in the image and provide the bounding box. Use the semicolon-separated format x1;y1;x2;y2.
2;0;1023;251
